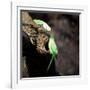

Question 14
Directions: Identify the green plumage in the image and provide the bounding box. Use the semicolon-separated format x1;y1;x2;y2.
33;19;58;71
47;36;58;71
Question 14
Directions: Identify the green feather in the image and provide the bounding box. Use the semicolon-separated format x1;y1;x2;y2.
47;36;58;71
49;37;58;55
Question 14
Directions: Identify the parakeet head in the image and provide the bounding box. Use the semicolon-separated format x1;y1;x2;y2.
33;19;58;70
33;19;51;31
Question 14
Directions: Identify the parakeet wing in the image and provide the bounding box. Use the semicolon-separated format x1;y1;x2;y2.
47;37;58;71
49;37;58;55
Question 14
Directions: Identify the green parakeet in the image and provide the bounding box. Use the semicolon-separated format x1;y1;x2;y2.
33;19;58;71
